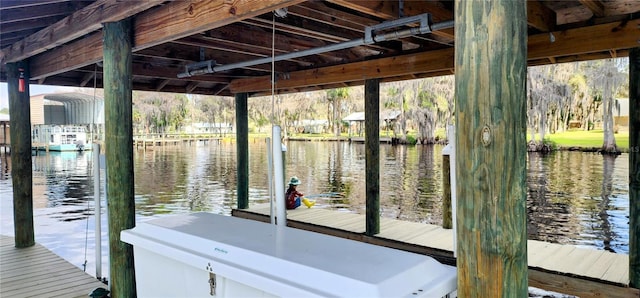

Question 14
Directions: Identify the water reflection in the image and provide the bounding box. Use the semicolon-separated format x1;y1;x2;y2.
526;151;628;253
0;141;631;278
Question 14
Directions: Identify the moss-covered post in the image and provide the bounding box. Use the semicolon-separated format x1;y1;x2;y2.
7;62;34;248
103;19;136;297
236;92;249;209
455;0;528;295
629;47;640;288
365;78;380;236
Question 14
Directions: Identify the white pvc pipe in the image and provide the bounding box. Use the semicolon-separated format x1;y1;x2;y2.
178;16;455;77
272;126;286;227
448;125;457;258
266;138;275;224
92;143;102;279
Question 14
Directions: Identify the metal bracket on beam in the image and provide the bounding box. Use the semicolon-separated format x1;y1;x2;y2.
177;60;215;78
365;13;432;44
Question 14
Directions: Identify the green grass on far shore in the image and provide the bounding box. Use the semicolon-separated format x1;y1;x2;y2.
275;128;629;150
533;129;629;150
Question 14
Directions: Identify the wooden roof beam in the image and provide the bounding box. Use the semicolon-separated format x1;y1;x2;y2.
0;2;80;23
579;0;605;17
29;0;305;80
0;0;64;10
288;2;377;33
172;36;313;67
186;81;200;93
326;0;455;40
80;72;95;87
527;18;640;60
527;1;556;32
132;62;231;84
133;0;306;50
230;18;640;94
1;0;166;64
0;16;61;34
327;1;556;37
230;48;456;93
155;79;170;92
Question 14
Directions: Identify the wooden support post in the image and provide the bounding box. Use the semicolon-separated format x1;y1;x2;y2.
365;78;380;236
7;62;34;248
455;0;528;295
442;154;452;229
630;47;640;288
236;93;249;209
103;19;136;297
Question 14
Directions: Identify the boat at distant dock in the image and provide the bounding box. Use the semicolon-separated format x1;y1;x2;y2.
32;124;91;152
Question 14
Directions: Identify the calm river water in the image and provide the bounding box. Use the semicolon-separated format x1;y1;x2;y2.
0;139;630;278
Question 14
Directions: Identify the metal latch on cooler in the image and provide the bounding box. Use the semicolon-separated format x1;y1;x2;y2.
209;272;216;296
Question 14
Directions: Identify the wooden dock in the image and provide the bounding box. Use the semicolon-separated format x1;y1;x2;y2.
0;235;108;298
233;205;637;298
133;136;221;149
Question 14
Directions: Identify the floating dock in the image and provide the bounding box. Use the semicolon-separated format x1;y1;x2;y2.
233;205;636;298
0;235;107;298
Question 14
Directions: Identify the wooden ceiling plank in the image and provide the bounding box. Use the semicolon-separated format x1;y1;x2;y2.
230;18;640;93
1;0;166;64
579;0;605;17
80;72;95;87
205;23;328;53
202;23;342;65
0;0;64;11
172;37;313;67
326;0;455;40
186;81;199;93
132;62;231;84
0;2;77;23
287;3;372;33
0;16;61;34
133;0;306;51
155;79;170;92
241;17;350;44
527;1;557;32
29;0;304;79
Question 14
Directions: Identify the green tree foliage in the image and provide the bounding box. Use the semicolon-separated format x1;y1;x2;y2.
132;92;190;134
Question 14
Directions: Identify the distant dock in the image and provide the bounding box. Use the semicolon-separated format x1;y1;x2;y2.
133;133;223;149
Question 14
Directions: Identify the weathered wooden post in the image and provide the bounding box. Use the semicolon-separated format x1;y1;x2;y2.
103;19;136;297
365;78;380;236
629;47;640;288
455;0;528;295
7;62;34;248
236;92;249;209
442;152;452;229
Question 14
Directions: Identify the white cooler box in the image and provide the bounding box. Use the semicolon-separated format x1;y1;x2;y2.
121;212;457;297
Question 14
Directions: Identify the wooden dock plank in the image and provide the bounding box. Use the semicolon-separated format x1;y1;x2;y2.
601;253;629;284
234;205;632;294
585;251;620;280
0;235;107;298
556;247;605;276
537;245;577;272
528;241;565;268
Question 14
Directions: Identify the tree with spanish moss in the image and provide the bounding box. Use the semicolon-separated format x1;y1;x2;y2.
326;87;350;136
585;59;626;153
